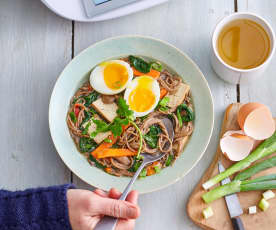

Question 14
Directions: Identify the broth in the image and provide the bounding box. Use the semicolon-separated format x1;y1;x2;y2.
217;19;270;69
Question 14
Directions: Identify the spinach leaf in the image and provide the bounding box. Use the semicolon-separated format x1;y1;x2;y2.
80;110;93;129
176;103;194;127
144;125;162;149
128;156;143;172
89;154;106;169
82;121;91;135
157;96;170;111
129;55;151;73
69;112;77;124
79;137;98;153
83;91;99;107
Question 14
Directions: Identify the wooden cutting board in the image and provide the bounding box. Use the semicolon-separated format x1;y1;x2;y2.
187;103;276;230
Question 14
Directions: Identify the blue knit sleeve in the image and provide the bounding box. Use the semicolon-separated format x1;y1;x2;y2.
0;184;76;230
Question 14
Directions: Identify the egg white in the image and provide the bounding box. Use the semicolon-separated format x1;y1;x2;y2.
89;60;133;95
124;76;160;117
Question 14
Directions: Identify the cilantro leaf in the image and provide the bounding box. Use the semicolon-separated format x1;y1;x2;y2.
109;117;129;137
90;119;110;138
117;97;134;120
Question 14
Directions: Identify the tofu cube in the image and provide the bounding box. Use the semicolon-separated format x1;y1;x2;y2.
167;82;190;109
82;114;111;144
92;98;118;123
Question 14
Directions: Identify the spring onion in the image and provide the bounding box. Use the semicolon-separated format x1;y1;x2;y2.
235;156;276;181
248;206;257;214
202;178;276;203
202;206;214;219
202;131;276;190
259;198;270;211
69;112;77;124
263;190;275;200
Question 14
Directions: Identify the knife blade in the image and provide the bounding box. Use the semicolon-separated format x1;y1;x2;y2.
218;161;245;230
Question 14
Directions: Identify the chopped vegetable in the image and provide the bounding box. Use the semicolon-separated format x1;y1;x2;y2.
147;167;156;176
202;179;276;203
202;131;276;190
150;62;163;72
128;156;143;172
140;168;147;178
129;55;151;73
104;138;112;143
140;115;148;121
176;103;194;127
259;198;270;211
248;206;257;214
83;91;99;107
91;135;117;158
235;156;276;181
154;165;161;174
79;137;98;153
263;190;275;200
89;154;106;169
157;96;170;112
109;117;129;137
160;88;168;99
94;148;137;159
166;155;174;166
143;125;162;149
132;67;160;78
69;112;77;124
202;206;214;219
105;167;112;174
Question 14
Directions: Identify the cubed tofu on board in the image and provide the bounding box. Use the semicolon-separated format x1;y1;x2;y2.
82;114;111;144
92;98;118;123
167;82;190;109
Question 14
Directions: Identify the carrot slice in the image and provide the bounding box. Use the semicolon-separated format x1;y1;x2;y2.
132;67;160;79
91;124;130;158
146;167;156;176
105;167;112;174
160;88;168;99
95;149;137;159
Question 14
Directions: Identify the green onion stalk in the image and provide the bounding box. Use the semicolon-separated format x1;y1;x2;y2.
129;120;143;158
202;131;276;190
202;175;276;203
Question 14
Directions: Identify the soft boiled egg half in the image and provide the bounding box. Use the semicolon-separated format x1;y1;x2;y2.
90;60;133;95
124;75;160;117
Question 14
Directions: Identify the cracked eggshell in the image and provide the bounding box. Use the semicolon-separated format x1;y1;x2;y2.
220;130;254;161
237;103;275;140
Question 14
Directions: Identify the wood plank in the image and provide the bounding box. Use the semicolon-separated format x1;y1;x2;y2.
0;0;72;190
73;0;236;229
238;0;276;115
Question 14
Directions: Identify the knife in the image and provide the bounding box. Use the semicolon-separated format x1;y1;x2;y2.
218;161;245;230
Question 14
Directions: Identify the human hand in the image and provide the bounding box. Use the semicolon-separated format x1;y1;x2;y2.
67;188;140;230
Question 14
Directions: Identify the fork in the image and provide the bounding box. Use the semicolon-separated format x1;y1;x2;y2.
94;117;174;230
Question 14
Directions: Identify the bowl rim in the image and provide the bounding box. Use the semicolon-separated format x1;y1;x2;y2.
48;35;214;193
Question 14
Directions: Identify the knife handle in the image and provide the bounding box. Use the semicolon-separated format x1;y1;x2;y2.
231;216;245;230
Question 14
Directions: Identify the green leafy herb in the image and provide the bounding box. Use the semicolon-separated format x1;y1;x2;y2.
117;97;134;119
150;62;163;72
154;165;161;174
82;121;91;135
140;168;147;178
79;137;98;153
89;154;106;169
69;112;77;124
176;103;194;127
80;110;93;129
144;125;162;149
109;117;129;137
83;91;99;107
90;119;110;138
140;115;148;121
129;55;151;73
165;155;174;166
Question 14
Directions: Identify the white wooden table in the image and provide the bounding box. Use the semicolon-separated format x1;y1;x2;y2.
1;0;275;229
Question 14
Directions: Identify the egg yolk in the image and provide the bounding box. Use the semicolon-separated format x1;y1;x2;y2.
128;76;156;112
103;63;129;90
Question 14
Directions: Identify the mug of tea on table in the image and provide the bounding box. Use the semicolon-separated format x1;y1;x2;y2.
211;12;275;84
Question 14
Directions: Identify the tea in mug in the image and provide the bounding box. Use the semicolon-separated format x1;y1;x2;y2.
217;19;270;69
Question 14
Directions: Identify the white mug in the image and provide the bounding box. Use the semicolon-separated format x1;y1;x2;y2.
211;12;275;84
